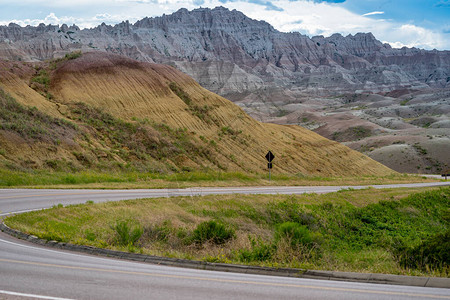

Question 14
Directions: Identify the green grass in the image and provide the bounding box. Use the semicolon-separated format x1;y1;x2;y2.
0;167;439;188
5;187;449;276
67;102;215;169
169;82;192;106
30;69;50;89
0;88;76;142
30;51;82;95
168;82;218;125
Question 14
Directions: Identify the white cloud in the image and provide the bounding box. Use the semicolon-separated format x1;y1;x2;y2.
0;12;143;29
388;24;445;49
205;0;448;50
362;11;384;17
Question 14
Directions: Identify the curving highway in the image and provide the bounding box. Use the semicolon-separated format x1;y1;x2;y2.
1;183;449;299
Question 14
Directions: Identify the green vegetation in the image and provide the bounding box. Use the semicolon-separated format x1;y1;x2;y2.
168;82;218;124
0;167;436;188
6;187;449;276
68;102;215;169
400;99;410;106
31;51;83;95
190;220;235;245
169;82;192;105
220;126;242;137
112;220;143;247
30;69;50;89
49;51;82;69
413;143;428;155
399;229;449;272
332;126;372;142
274;222;320;249
64;50;82;60
351;126;372;139
0;88;76;142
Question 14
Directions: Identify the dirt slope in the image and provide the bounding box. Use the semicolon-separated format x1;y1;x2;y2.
0;52;393;176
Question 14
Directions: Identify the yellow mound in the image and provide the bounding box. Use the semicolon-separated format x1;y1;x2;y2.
0;52;393;175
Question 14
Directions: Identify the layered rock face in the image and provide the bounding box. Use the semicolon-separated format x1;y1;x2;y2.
1;7;449;173
1;7;449;95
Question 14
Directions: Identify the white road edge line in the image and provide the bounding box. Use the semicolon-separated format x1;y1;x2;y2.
0;289;74;300
0;237;131;264
0;207;51;217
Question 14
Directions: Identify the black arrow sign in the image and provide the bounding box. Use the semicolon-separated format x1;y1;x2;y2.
265;151;275;162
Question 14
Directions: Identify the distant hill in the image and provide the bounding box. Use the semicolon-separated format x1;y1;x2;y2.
0;7;449;95
0;52;392;176
2;7;447;173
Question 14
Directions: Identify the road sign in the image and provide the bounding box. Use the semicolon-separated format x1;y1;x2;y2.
265;151;275;162
265;151;274;181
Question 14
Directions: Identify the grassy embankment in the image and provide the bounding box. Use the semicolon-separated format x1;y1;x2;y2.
5;187;449;277
0;90;437;188
0;167;440;189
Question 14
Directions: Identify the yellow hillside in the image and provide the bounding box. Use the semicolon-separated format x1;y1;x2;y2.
0;52;393;176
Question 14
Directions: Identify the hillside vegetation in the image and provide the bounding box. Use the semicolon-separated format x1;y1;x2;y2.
6;187;449;276
0;52;392;177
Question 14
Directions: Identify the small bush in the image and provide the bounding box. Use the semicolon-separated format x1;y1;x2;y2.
31;69;50;88
143;222;172;242
275;222;317;248
239;237;274;262
64;51;82;60
191;220;235;245
112;220;143;246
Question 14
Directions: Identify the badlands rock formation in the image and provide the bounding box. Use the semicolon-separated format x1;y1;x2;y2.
0;7;449;173
1;7;449;94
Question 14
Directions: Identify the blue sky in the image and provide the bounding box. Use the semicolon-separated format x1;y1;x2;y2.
0;0;449;50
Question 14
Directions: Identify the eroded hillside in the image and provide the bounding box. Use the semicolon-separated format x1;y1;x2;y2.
0;7;449;174
0;52;392;176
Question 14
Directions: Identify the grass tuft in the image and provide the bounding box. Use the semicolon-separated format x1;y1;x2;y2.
112;220;143;247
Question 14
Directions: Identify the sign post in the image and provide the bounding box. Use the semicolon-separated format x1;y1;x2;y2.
265;151;275;181
442;171;450;181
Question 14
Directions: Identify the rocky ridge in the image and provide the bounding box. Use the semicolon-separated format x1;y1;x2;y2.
0;7;449;173
1;7;449;94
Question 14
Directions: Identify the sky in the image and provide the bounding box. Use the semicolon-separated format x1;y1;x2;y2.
0;0;449;50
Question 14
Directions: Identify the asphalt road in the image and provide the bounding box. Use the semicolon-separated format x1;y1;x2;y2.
1;183;449;300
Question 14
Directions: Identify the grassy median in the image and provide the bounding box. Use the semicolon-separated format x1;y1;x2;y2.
5;187;449;277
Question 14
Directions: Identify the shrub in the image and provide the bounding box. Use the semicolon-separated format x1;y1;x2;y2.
143;222;172;242
64;51;82;60
31;69;50;88
112;220;143;246
275;222;318;248
191;220;235;245
399;229;449;272
238;237;274;262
